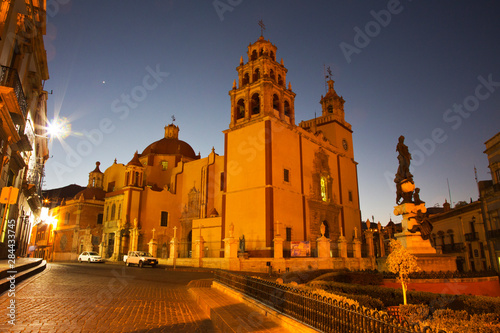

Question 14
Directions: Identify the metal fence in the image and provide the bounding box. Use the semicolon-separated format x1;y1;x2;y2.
214;270;445;333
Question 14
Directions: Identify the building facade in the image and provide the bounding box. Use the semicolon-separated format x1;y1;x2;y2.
480;132;500;272
0;0;49;258
96;36;363;266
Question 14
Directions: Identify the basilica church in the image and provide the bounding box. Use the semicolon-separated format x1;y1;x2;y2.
47;36;365;269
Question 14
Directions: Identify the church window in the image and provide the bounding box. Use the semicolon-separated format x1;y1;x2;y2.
92;177;96;186
270;51;275;60
269;69;275;81
283;168;290;183
64;212;70;225
284;100;290;116
259;48;264;56
286;227;292;241
236;99;245;119
272;94;280;111
111;204;116;220
328;105;333;113
320;176;328;202
242;73;250;85
251;50;257;60
118;204;121;220
253;68;260;82
160;211;169;227
220;172;224;191
495;169;500;184
348;191;353;202
278;74;283;86
251;93;260;114
97;213;103;225
106;206;109;221
161;161;168;170
107;181;115;192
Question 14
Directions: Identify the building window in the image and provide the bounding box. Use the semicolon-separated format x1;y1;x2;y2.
348;191;353;202
220;172;224;191
284;169;290;183
286;227;292;242
111;204;116;220
97;214;103;225
107;181;115;192
118;204;121;220
64;212;70;225
495;169;500;184
320;176;327;202
106;206;109;221
161;161;168;170
160;211;168;227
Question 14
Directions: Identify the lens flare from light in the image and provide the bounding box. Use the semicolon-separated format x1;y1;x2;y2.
46;117;71;140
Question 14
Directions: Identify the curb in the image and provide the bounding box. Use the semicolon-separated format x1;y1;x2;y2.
0;260;46;295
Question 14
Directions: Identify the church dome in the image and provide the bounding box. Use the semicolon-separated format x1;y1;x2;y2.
73;187;106;201
140;124;198;160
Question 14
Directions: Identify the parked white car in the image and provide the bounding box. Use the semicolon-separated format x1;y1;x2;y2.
78;251;104;263
124;251;158;268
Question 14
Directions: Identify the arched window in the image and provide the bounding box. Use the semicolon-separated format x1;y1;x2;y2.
320;176;328;202
236;99;245;119
328;105;333;113
92;177;96;186
270;51;275;60
269;69;275;81
272;94;280;111
111;204;116;220
106;206;109;221
125;172;129;186
251;93;260;114
322;221;330;238
253;68;260;82
284;100;291;116
242;73;250;85
65;212;70;225
251;50;257;60
278;74;283;86
118;204;121;220
259;48;264;56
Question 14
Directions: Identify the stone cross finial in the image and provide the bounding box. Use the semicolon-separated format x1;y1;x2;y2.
173;226;177;238
354;227;358;239
152;228;156;239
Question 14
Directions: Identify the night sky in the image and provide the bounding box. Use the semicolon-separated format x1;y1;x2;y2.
43;1;500;225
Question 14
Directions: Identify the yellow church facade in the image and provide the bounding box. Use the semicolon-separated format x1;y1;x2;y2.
92;36;371;272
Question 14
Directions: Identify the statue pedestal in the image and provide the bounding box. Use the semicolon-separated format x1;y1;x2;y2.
394;231;436;254
169;237;178;259
148;239;158;257
193;238;205;259
337;236;347;258
273;236;284;259
317;236;331;258
394;202;435;254
224;237;238;259
393;202;457;272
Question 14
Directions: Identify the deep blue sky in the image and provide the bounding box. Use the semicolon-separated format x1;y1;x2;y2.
43;1;500;225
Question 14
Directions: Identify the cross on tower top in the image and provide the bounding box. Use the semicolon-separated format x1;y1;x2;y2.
258;19;266;37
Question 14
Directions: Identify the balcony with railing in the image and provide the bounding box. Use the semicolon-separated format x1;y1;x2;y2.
0;65;28;118
441;243;464;254
486;229;500;239
465;232;479;242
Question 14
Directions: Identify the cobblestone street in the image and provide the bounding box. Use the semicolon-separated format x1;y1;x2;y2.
0;263;218;332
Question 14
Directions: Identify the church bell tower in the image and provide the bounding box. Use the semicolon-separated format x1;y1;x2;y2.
229;36;296;128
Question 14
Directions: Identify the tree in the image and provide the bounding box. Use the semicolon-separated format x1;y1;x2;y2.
386;239;420;305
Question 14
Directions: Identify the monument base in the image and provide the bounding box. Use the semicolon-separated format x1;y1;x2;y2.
394;231;436;254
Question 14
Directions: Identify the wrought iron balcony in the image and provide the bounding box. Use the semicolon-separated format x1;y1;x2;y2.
465;232;479;242
486;229;500;239
0;65;28;118
441;243;464;253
